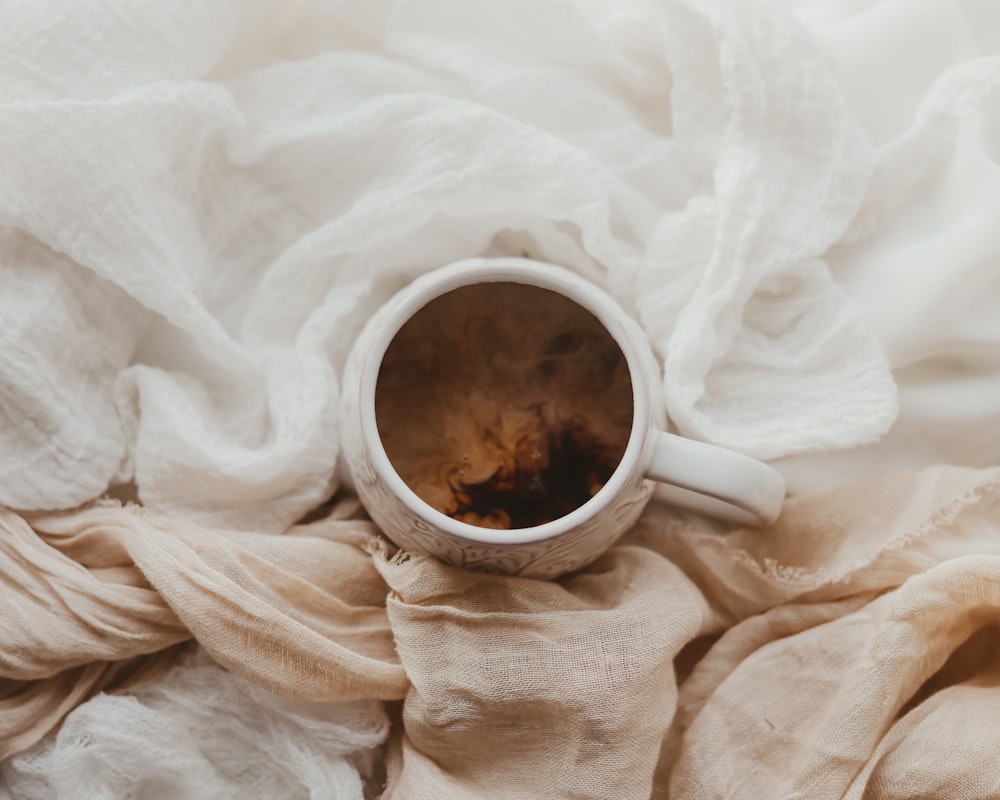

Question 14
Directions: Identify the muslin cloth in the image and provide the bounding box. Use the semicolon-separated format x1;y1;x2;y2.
0;0;898;532
3;465;1000;798
4;0;1000;797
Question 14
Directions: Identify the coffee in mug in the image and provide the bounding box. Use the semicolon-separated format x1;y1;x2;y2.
375;282;632;529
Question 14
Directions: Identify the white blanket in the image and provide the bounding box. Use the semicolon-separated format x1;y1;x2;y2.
1;0;908;532
2;0;999;796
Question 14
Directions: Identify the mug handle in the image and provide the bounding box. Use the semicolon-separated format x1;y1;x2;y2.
646;432;786;526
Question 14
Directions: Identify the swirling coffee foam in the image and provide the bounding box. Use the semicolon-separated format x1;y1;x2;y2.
375;283;633;530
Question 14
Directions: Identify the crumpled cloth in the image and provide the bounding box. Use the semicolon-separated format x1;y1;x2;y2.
0;501;405;761
4;465;1000;799
0;0;897;533
1;650;390;800
773;0;1000;492
4;0;1000;797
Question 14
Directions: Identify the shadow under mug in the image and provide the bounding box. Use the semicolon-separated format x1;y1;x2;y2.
339;257;785;579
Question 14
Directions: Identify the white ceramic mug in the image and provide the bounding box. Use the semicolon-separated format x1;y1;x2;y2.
340;257;785;579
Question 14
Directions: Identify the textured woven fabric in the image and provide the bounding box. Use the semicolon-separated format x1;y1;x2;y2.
4;467;1000;798
2;651;390;800
0;0;897;532
0;502;407;765
4;0;1000;797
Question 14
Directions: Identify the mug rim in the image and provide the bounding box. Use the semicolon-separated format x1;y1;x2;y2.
358;256;651;546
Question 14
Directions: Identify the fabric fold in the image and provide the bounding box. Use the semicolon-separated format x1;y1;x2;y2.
4;465;1000;799
0;0;899;528
374;545;712;800
0;502;407;758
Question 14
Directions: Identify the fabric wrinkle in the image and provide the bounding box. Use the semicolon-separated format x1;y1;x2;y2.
3;0;1000;797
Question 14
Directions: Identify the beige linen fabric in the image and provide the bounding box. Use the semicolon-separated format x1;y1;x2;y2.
3;466;1000;798
650;465;1000;798
0;502;407;760
373;545;712;799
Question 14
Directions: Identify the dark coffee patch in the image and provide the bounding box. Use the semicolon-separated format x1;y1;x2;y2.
448;420;618;529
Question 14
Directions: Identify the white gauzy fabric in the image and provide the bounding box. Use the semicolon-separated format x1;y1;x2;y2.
3;1;1000;798
0;651;389;800
777;0;1000;491
0;0;897;531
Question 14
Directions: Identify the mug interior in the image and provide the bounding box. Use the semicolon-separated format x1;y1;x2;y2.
360;262;649;546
